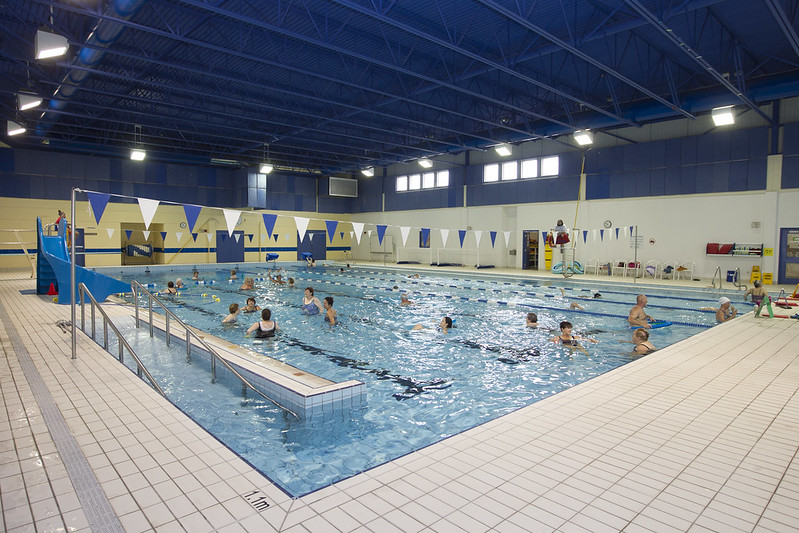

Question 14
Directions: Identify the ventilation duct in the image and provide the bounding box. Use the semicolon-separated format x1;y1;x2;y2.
321;177;358;197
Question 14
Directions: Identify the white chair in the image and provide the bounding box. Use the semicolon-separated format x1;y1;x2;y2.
676;261;695;280
625;261;643;278
644;260;659;278
659;261;677;280
597;259;612;276
611;260;626;276
585;258;599;275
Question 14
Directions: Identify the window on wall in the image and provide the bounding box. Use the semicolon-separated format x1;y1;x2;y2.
396;175;408;192
501;161;518;180
484;155;558;182
394;169;451;192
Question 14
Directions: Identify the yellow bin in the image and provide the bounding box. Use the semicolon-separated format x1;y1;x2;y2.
762;272;773;285
750;265;761;283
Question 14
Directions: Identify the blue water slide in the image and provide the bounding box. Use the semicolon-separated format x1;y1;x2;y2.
36;217;131;304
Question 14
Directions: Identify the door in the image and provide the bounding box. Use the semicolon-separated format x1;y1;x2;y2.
297;230;327;261
778;228;799;285
522;230;539;270
216;231;245;263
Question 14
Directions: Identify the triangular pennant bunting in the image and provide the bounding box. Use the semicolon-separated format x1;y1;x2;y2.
247;234;253;242
583;230;588;243
352;222;364;245
192;233;198;242
615;227;620;240
600;229;604;241
106;228;115;239
421;228;430;247
440;228;449;246
87;192;111;225
339;232;344;240
399;226;411;247
138;198;159;230
376;225;387;245
223;209;240;237
458;230;466;248
183;204;202;232
325;220;338;242
503;231;511;247
234;234;241;243
175;232;183;242
142;230;150;241
295;217;310;242
206;233;213;244
474;230;483;248
262;213;277;238
489;231;497;248
160;231;167;242
125;230;133;240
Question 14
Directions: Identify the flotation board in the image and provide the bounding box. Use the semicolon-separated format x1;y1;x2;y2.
631;320;672;330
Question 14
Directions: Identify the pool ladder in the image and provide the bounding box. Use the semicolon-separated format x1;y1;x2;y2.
131;281;298;419
711;266;747;291
78;283;166;397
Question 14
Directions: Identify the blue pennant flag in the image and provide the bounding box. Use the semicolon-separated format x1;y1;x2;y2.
615;228;620;239
340;232;344;240
376;225;387;245
183;204;202;232
87;192;111;225
191;233;198;242
458;230;466;248
490;231;497;248
326;220;338;242
421;228;430;246
583;230;588;243
262;213;277;238
600;229;604;241
273;234;279;242
160;231;167;242
247;234;253;242
125;230;132;240
542;231;548;245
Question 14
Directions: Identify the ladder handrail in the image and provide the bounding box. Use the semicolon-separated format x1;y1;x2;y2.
732;267;747;291
78;283;166;398
131;281;299;419
711;266;723;289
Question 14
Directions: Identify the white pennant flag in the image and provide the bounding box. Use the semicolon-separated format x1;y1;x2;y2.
176;231;183;242
261;233;267;241
138;198;160;230
234;234;241;242
223;209;241;237
623;226;628;238
349;231;354;241
399;226;411;247
474;230;483;248
367;229;373;238
295;216;310;242
106;228;114;239
142;230;151;241
503;231;512;247
440;228;449;246
206;233;213;244
352;222;364;245
593;229;597;242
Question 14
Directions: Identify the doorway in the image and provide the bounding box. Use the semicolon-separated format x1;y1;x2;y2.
522;230;539;270
216;231;245;263
778;228;799;284
297;230;327;261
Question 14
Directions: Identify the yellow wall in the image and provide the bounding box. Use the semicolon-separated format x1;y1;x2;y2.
0;197;352;269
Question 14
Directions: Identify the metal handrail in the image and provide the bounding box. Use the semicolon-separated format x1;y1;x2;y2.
732;267;747;291
711;266;723;289
78;283;166;398
1;229;37;278
130;280;298;419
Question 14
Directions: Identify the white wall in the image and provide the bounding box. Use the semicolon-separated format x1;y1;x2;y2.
350;188;799;279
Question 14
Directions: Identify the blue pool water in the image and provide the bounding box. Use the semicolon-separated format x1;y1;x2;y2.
108;265;741;496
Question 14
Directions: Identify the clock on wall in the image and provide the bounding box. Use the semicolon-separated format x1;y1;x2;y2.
603;220;613;228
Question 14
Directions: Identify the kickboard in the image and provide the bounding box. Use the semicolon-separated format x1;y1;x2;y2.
631;320;672;330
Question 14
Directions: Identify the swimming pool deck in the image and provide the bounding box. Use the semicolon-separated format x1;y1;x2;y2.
1;267;798;532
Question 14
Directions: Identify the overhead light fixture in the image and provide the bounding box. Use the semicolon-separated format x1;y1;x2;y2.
7;121;26;136
418;158;433;168
711;105;735;126
17;93;42;111
573;130;594;146
495;144;512;157
35;30;69;60
259;163;273;174
361;166;374;177
130;149;146;161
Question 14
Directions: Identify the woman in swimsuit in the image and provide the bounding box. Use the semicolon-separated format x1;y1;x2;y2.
551;321;597;354
301;287;323;315
743;280;768;306
242;297;261;313
246;308;278;338
620;328;656;355
716;297;737;323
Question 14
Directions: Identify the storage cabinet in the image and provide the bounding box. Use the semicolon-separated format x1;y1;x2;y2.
706;243;763;256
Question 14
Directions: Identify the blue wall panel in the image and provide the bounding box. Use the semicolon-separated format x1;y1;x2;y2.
0;149;13;172
650;168;665;196
651;140;666;168
681;136;698;165
748;159;767;190
783;156;799;188
586;173;610;199
729;161;748;191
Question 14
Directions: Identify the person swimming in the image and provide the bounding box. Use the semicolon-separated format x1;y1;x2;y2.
301;287;322;315
247;308;278;338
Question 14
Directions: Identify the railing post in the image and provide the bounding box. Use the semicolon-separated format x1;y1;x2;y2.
148;294;153;337
91;300;96;341
80;285;85;332
134;284;139;328
166;313;170;346
103;317;108;350
211;356;216;383
186;329;191;361
118;339;124;363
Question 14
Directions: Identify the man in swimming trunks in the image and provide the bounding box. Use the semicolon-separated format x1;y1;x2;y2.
628;294;654;328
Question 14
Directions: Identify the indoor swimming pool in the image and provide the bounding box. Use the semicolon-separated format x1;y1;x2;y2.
104;264;742;496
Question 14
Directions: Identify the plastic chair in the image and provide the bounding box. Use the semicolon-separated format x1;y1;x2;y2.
625;261;642;278
676;261;695;280
611;261;626;276
660;261;677;280
585;258;599;275
644;260;659;278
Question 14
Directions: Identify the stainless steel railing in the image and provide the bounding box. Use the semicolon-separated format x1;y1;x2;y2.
78;283;166;397
711;266;723;289
130;280;298;419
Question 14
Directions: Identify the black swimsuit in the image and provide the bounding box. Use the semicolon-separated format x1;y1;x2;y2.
254;321;276;338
